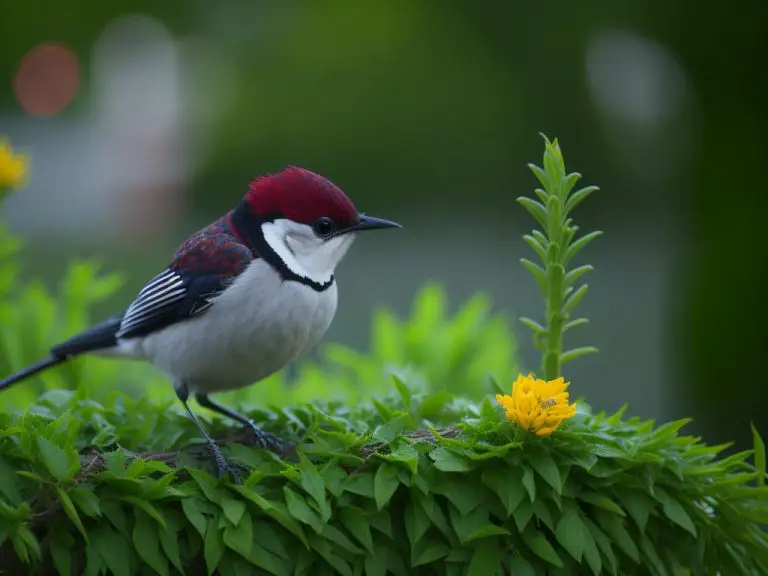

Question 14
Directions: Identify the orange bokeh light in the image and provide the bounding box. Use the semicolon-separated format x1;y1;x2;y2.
14;42;81;117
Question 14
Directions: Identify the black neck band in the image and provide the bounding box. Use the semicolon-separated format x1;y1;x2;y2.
231;201;334;293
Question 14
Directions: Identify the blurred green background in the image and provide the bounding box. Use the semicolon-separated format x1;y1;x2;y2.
1;1;766;448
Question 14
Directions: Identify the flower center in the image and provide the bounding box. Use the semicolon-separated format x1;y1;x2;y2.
540;397;556;409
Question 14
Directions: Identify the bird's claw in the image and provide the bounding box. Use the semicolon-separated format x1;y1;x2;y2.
249;427;284;454
208;443;245;484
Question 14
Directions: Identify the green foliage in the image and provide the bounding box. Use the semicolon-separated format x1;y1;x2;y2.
2;135;767;575
1;386;767;575
518;134;601;380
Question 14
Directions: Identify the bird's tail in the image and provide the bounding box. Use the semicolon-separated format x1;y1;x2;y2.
0;355;65;392
0;313;124;394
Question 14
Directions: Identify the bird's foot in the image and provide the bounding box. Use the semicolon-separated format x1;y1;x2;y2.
208;442;245;484
246;425;285;454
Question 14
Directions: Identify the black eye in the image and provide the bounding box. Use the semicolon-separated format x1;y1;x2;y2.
313;216;336;238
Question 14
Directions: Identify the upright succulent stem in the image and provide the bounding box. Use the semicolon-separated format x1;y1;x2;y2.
518;135;602;380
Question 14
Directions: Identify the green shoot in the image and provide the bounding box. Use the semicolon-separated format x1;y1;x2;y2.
518;134;602;380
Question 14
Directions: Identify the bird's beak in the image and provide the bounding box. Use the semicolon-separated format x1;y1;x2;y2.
344;214;402;234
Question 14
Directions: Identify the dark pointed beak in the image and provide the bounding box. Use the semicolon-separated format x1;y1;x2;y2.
347;214;402;234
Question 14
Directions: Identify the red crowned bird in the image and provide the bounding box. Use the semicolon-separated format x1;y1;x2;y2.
0;166;401;477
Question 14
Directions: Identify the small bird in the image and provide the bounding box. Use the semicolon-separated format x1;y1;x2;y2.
0;166;401;477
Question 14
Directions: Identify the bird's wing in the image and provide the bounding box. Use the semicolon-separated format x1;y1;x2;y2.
116;239;253;340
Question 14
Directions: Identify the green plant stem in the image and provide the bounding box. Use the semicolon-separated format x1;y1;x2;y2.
518;135;601;380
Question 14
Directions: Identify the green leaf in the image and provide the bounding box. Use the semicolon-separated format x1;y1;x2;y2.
555;505;586;561
512;499;534;533
654;487;696;536
481;467;526;517
299;454;331;522
517;197;548;230
404;497;430;550
364;549;387;576
133;509;168;576
429;447;472;473
752;423;766;487
121;495;167;529
385;441;420;475
373;464;400;510
562;284;589;316
251;521;288;560
91;525;132;576
342;472;374;498
508;555;536;576
50;528;74;576
466;524;511;541
38;437;73;481
412;540;450;567
158;524;184;574
528;163;549;189
520;258;547;294
181;497;208;538
638;535;669;576
560;346;599;365
522;527;563;567
221;496;246;526
521;465;536;501
0;458;21;505
339;507;373;554
69;486;101;518
583;518;617;575
372;414;408;443
523;234;547;263
563;317;589;332
223;513;253;559
564;231;603;266
582;526;603;576
519;316;545;334
467;539;503;576
204;514;225;576
57;487;88;542
392;375;412;412
596;511;639;563
320;524;363;555
308;534;353;576
563;264;593;287
440;479;485;515
578;492;625;516
284;487;322;533
531;454;562;494
188;468;223;504
615;487;653;533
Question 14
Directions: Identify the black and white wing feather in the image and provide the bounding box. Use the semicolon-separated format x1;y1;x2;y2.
116;240;253;340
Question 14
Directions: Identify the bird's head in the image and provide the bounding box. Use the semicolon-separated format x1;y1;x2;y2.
235;166;401;288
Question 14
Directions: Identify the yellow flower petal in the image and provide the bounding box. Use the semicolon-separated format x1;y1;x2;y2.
495;372;577;436
0;138;30;191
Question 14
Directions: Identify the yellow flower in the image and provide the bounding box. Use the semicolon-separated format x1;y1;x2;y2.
496;373;577;437
0;138;30;191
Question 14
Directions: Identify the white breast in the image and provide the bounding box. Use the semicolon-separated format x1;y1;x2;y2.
135;260;338;392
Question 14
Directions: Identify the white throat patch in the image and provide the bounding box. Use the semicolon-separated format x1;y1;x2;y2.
261;219;355;285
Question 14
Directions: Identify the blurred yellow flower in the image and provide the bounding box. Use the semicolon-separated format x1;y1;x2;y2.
496;373;576;436
0;138;30;191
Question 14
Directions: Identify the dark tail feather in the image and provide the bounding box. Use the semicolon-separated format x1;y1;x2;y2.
0;355;65;392
0;313;125;393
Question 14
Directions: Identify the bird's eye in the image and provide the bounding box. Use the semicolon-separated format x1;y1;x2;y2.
312;216;336;238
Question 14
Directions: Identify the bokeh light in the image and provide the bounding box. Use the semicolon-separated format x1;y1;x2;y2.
13;42;81;117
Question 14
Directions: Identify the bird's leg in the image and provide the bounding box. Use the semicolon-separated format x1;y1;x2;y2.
195;393;283;454
174;382;241;481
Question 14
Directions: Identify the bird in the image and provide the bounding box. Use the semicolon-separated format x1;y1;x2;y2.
0;166;401;478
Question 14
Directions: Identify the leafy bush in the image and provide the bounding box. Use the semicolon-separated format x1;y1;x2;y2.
1;135;766;575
